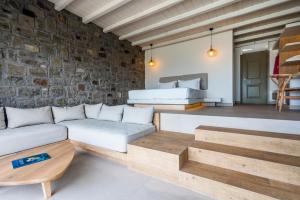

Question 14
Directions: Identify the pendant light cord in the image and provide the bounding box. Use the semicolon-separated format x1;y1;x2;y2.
150;44;153;60
210;28;213;49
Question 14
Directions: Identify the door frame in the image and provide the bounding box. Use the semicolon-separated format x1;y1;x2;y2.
240;50;269;104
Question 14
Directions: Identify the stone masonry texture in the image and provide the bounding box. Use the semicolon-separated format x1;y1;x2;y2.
0;0;145;108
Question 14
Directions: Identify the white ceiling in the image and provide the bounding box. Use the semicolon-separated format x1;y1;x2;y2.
49;0;300;49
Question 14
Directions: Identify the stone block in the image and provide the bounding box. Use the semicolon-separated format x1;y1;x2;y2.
33;78;48;87
7;63;26;77
0;87;16;97
18;14;34;29
49;86;64;97
18;87;41;97
24;44;39;53
29;67;47;77
26;5;44;18
0;20;10;31
78;84;85;91
13;26;34;38
46;17;56;32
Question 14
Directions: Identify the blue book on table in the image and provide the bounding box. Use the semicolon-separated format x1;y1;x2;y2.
12;153;51;169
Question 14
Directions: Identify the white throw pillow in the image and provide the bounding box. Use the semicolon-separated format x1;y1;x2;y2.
0;107;6;129
85;103;103;119
98;104;126;122
6;106;53;128
159;81;177;89
52;105;85;123
178;78;201;90
122;107;154;124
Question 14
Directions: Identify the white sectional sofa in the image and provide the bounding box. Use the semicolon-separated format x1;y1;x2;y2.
0;104;155;157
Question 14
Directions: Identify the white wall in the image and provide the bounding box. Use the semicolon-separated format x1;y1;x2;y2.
145;30;234;104
234;39;278;104
160;113;300;135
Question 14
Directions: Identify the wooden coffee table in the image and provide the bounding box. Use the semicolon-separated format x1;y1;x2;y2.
0;141;75;199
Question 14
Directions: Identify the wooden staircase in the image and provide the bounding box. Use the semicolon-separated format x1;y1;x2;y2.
179;126;300;200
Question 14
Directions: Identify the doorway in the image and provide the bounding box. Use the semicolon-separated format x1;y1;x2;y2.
241;51;268;104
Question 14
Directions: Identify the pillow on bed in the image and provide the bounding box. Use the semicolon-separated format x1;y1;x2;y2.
159;81;177;89
98;104;127;122
178;78;201;90
122;107;154;124
85;103;103;119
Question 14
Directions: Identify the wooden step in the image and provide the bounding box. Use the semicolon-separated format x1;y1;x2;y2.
195;126;300;156
127;131;194;184
189;141;300;185
180;161;300;200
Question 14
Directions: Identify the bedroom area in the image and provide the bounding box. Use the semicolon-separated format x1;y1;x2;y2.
0;1;299;200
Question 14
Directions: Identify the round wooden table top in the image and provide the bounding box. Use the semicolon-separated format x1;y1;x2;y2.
0;141;75;186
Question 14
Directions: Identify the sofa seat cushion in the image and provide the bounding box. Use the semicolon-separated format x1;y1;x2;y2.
0;124;68;156
60;119;155;152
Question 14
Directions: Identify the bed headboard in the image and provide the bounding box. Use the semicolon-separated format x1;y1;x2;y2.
159;73;208;90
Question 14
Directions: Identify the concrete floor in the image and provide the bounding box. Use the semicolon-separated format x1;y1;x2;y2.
162;105;300;121
0;152;213;200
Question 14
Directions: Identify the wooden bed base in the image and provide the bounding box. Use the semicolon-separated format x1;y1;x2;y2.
134;102;204;111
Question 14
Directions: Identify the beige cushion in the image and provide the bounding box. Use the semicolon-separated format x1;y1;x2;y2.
122;107;154;124
98;105;127;122
178;78;201;90
6;106;53;128
85;103;103;119
0;107;6;129
52;105;86;123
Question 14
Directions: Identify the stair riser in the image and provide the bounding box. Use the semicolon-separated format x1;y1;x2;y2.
179;171;278;200
195;130;300;156
188;147;300;186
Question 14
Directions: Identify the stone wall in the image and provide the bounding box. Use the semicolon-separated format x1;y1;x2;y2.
0;0;145;108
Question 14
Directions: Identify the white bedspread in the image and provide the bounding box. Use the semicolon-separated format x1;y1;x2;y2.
128;88;206;100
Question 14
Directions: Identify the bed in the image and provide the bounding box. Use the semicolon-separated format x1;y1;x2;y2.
127;73;208;111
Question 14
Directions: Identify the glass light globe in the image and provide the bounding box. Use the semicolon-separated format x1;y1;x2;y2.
148;59;155;67
207;48;217;57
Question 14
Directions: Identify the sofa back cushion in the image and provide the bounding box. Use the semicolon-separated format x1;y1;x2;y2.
6;106;53;128
98;104;126;122
122;107;154;124
0;107;6;129
52;105;86;123
85;103;102;119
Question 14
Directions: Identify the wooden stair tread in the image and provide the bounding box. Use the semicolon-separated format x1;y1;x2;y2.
181;161;300;200
190;141;300;167
129;131;194;155
196;126;300;141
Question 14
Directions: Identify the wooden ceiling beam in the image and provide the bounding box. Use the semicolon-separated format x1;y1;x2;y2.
83;0;132;24
234;30;282;43
234;17;300;36
141;6;300;50
234;37;279;47
54;0;75;11
103;0;184;33
132;0;289;45
119;0;238;40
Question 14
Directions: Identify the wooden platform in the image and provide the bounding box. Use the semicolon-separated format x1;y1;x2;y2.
127;128;300;200
134;102;204;111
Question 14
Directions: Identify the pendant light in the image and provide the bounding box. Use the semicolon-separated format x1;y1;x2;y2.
148;44;155;67
207;28;217;57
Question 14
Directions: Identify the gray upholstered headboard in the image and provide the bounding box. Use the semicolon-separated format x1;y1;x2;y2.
159;73;208;90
